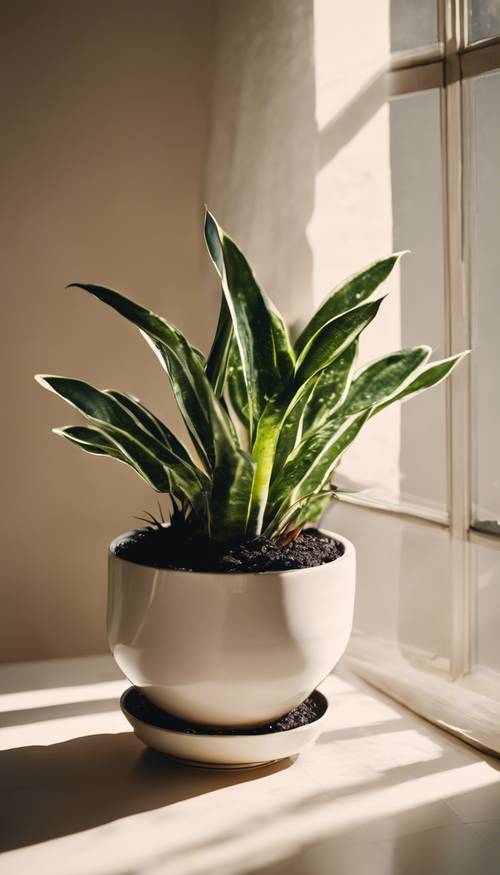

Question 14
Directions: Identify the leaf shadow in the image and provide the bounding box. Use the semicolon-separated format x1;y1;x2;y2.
0;731;292;852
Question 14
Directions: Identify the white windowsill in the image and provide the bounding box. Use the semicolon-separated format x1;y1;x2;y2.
347;635;500;757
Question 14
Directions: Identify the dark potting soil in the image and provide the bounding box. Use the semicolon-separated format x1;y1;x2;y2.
113;526;344;573
125;687;327;735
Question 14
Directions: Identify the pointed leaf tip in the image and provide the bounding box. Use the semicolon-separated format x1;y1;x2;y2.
35;374;51;389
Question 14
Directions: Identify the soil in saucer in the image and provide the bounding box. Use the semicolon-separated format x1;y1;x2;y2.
113;525;344;573
125;688;327;736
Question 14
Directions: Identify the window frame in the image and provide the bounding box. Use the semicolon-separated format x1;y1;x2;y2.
343;0;500;755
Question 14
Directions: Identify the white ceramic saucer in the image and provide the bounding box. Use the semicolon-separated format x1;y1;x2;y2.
121;687;329;770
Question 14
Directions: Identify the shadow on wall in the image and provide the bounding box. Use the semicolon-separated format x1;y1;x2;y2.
205;0;317;338
205;2;396;340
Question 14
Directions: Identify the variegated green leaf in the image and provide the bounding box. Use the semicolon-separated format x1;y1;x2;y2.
295;297;385;383
37;375;147;434
226;340;250;430
371;351;469;415
302;340;358;433
36;375;208;510
249;299;385;533
205;293;233;398
105;390;193;464
54;425;124;459
205;210;294;439
247;379;313;533
68;282;235;470
271;377;320;475
266;410;370;532
208;419;255;543
339;345;431;416
264;487;334;537
54;425;172;492
288;493;332;531
269;490;335;538
295;253;405;357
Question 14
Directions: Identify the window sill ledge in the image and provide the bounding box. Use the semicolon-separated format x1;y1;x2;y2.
347;636;500;757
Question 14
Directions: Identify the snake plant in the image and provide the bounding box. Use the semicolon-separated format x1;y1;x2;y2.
36;210;467;545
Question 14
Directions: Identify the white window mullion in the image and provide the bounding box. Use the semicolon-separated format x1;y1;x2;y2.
442;3;474;678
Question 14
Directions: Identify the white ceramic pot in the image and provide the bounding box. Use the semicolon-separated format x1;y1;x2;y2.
108;529;355;727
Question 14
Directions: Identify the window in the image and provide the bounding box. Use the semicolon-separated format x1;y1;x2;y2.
317;0;500;754
390;0;440;53
468;0;500;44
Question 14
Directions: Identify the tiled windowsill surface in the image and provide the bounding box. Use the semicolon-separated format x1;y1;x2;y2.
1;656;499;875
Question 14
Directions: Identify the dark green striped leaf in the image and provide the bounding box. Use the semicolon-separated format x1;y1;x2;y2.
105;390;193;464
247;377;316;533
340;346;431;415
295;253;405;357
302;341;358;433
226;341;250;429
295;298;385;384
205;293;233;398
372;351;469;415
205;210;294;439
272;378;319;475
266;488;335;537
54;425;123;459
36;375;208;508
208;420;255;543
266;410;370;531
68;282;234;471
253;302;387;527
54;425;172;492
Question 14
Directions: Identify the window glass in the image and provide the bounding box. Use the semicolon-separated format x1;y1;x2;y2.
469;0;500;43
331;89;448;520
473;541;500;674
470;72;500;535
326;501;453;666
390;0;438;52
390;89;448;518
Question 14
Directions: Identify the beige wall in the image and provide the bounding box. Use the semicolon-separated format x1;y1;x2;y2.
1;0;214;661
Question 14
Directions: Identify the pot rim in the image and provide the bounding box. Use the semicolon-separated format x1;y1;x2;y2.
109;526;354;578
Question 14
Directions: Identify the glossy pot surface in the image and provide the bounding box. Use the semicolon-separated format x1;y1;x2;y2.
108;529;355;726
